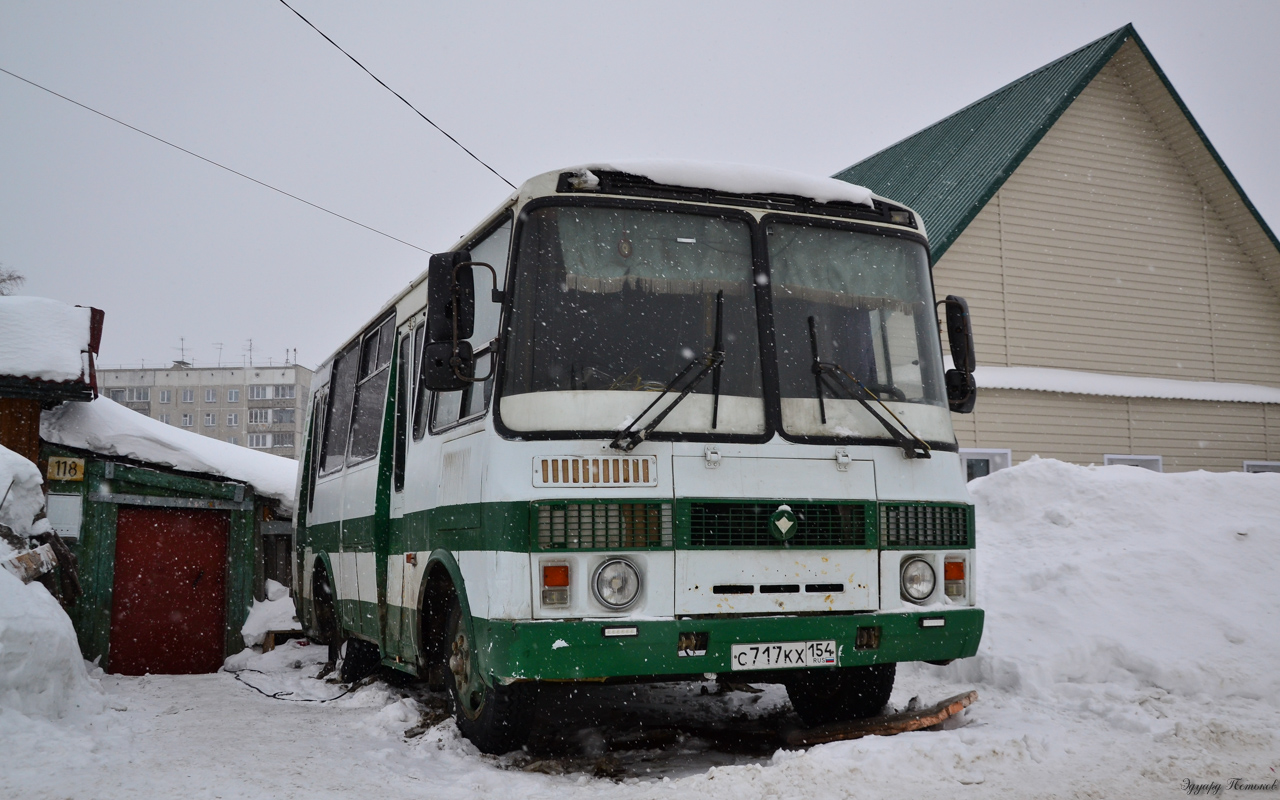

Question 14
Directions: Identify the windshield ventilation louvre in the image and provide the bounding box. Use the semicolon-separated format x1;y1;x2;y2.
534;455;658;488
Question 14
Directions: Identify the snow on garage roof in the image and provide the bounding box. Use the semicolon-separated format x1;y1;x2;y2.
41;397;298;509
0;296;93;383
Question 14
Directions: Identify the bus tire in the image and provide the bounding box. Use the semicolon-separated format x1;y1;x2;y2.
444;598;536;754
785;663;896;727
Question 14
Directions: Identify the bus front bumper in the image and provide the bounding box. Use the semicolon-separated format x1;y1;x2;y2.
475;608;984;683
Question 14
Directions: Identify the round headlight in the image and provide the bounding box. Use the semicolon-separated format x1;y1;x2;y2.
900;558;936;603
593;558;641;610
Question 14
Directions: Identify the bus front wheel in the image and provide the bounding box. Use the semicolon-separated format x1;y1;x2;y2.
443;598;536;754
785;663;896;727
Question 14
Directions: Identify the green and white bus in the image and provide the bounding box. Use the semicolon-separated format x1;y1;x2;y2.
295;162;982;753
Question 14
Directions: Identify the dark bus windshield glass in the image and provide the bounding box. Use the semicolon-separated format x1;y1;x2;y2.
767;222;948;440
500;205;764;435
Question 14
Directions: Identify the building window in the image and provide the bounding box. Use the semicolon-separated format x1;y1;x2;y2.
181;389;195;403
227;412;239;426
1104;454;1163;472
205;388;217;403
131;387;150;402
109;389;126;402
159;390;172;404
227;389;240;403
248;433;271;448
1243;461;1280;474
959;448;1012;482
181;414;194;427
273;408;295;425
273;432;295;449
228;436;238;446
248;408;270;425
157;413;170;424
204;413;216;427
274;384;296;399
249;385;271;400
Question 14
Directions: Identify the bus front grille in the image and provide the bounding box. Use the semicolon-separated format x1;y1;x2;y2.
536;502;673;550
687;502;870;547
879;504;971;548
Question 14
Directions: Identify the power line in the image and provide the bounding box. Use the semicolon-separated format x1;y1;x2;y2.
0;66;432;255
277;0;516;191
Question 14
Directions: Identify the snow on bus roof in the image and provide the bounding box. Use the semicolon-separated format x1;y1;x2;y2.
565;160;877;207
40;397;298;509
0;296;91;383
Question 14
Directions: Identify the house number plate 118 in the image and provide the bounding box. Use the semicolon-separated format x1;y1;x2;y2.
730;640;837;671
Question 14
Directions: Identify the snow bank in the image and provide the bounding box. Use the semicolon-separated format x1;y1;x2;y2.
40;396;298;509
950;458;1280;708
0;296;92;383
973;364;1280;404
240;579;301;647
0;569;100;719
572;160;876;207
0;444;51;559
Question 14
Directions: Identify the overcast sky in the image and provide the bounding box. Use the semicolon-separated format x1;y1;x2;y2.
3;1;1278;370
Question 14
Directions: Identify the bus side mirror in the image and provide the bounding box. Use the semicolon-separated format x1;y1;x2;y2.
427;251;474;343
943;295;977;413
421;340;474;392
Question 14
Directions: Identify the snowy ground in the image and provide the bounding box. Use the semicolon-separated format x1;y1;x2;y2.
3;459;1278;799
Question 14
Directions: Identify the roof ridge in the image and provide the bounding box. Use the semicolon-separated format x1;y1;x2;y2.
838;24;1134;172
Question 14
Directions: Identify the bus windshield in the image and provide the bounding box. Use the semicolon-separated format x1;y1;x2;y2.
767;221;949;441
500;204;765;436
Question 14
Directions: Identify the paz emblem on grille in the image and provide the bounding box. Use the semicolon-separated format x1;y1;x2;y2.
769;505;798;542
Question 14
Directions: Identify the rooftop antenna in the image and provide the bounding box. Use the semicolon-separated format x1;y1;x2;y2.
245;338;254;368
213;342;224;367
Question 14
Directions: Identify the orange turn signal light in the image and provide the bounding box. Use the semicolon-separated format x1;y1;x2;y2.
944;561;965;581
543;565;570;588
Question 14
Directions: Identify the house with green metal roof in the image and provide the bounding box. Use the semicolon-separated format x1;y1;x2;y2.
837;24;1280;477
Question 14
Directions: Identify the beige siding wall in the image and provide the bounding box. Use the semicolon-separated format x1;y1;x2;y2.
933;46;1280;472
960;389;1278;472
934;54;1280;387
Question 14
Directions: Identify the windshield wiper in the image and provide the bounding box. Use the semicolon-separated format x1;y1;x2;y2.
611;291;725;452
807;316;931;459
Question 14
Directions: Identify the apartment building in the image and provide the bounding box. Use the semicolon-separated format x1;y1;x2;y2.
99;362;314;459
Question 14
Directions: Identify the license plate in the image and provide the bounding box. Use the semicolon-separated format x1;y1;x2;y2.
729;640;837;671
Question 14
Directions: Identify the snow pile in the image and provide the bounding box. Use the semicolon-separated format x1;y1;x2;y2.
0;569;101;719
573;160;877;207
950;458;1280;709
41;396;298;509
0;444;51;560
0;296;92;383
974;364;1280;404
240;579;301;647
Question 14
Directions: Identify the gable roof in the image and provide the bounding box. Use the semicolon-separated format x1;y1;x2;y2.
834;24;1280;268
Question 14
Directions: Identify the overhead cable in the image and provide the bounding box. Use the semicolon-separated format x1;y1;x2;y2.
0;66;432;254
277;0;516;191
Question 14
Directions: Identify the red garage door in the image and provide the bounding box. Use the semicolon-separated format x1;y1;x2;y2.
110;506;229;675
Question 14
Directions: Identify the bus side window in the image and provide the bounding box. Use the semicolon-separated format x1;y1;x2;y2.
411;324;428;441
347;315;395;465
306;388;328;511
393;330;412;492
320;341;359;473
